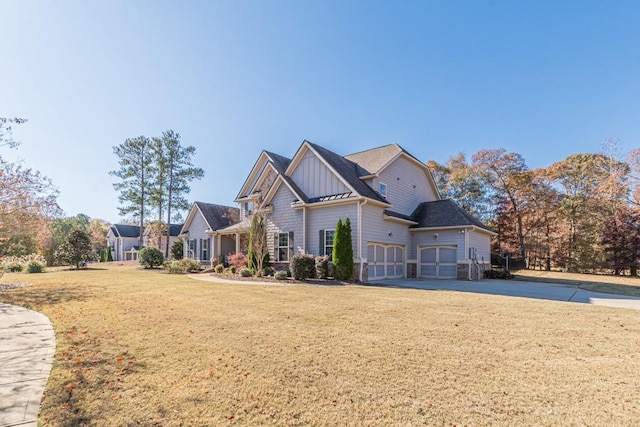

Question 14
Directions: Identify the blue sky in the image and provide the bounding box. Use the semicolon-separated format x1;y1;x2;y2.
3;0;639;223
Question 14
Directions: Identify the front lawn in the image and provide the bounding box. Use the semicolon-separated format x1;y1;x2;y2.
1;264;639;425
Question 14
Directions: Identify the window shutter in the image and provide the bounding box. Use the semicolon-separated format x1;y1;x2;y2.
319;230;324;255
274;233;279;261
288;231;294;258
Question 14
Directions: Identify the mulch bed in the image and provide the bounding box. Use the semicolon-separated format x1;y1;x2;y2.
205;272;358;287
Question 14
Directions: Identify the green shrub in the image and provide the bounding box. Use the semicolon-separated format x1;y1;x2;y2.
229;265;237;274
139;247;164;269
6;261;23;272
315;255;329;279
26;260;45;273
240;268;252;277
274;270;288;280
290;254;316;280
214;263;224;274
163;260;183;274
179;258;201;273
262;266;274;277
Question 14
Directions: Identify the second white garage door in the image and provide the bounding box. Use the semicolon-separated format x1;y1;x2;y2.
418;246;457;279
367;244;405;280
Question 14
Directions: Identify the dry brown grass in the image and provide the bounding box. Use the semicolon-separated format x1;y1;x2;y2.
515;269;640;296
2;264;640;426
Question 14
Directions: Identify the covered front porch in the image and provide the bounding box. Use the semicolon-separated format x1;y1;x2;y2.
210;220;251;266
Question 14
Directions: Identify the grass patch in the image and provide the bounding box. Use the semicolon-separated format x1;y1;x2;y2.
2;264;640;425
514;270;640;297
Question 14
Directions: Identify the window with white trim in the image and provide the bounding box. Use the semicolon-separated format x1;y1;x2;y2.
200;238;209;261
324;230;335;258
277;232;289;262
188;239;196;259
379;182;387;198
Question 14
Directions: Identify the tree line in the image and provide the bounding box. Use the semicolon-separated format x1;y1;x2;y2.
428;140;640;275
110;130;204;256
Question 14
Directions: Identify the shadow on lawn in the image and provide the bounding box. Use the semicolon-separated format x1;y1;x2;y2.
0;285;91;310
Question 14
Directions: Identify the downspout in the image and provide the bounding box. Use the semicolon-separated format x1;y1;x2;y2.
302;207;306;253
465;228;472;281
358;199;368;282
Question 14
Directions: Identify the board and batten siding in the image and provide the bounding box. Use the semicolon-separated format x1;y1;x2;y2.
410;230;467;261
265;184;304;258
291;151;348;199
360;203;410;260
306;202;358;256
376;155;438;215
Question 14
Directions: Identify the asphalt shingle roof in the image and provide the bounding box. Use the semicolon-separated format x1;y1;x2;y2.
410;200;492;231
264;151;291;175
194;202;240;231
111;224;140;238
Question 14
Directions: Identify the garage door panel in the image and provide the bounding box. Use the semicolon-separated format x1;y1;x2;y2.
368;243;405;280
418;246;457;279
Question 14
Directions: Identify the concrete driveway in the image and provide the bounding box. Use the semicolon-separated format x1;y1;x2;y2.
367;278;640;310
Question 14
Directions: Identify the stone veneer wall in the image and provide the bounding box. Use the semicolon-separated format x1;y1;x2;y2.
456;262;490;280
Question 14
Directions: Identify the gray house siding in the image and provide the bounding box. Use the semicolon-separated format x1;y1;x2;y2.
265;184;304;261
376;155;438;215
409;230;466;261
360;203;410;261
184;211;209;260
291;151;349;199
469;231;491;263
307;202;358;256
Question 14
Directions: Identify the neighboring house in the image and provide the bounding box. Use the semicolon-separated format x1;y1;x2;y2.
107;223;184;261
142;223;184;256
106;224;141;261
180;202;240;265
211;140;495;281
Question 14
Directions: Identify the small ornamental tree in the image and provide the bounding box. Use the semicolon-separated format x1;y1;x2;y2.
56;227;96;269
139;246;164;269
248;214;268;276
332;217;354;280
171;238;184;260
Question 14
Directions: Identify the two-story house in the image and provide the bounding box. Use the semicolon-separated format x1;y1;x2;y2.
107;223;184;261
211;141;494;281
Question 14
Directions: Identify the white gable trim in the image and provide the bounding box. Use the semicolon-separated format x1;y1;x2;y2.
181;203;212;235
377;152;441;201
285;141;360;197
235;151;271;201
263;175;305;206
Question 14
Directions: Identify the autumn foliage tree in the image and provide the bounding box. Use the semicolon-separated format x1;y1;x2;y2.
56;227;96;269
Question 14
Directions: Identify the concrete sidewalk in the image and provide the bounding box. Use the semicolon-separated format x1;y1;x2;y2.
0;303;55;427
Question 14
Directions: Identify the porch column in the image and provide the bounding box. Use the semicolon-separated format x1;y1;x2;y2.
235;232;240;254
217;235;222;260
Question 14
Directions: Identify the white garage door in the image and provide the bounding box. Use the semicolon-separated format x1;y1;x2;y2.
367;244;405;280
418;246;457;279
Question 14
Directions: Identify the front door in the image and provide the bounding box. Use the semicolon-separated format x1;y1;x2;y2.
418;246;457;279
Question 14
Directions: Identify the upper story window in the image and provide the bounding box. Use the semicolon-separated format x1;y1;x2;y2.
379;182;387;198
244;201;254;216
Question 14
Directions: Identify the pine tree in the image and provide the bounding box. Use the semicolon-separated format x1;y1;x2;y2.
110;136;155;249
